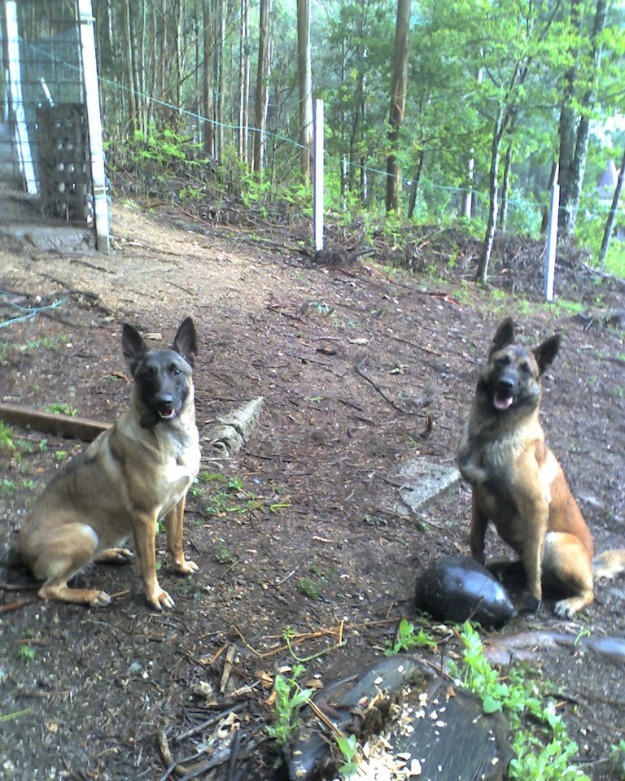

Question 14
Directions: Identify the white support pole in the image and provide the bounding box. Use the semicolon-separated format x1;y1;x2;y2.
544;166;559;302
78;0;110;253
5;0;38;195
313;98;324;253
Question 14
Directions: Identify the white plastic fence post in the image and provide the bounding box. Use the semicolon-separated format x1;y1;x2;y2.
544;167;559;302
5;0;38;194
313;99;324;253
79;0;110;252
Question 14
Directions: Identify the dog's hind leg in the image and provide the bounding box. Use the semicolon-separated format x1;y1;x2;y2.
544;532;594;618
95;548;134;564
27;524;112;607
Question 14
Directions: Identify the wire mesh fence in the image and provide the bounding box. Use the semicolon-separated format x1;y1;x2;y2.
1;0;92;223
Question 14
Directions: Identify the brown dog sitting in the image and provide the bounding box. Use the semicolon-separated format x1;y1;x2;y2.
15;318;201;610
457;318;625;618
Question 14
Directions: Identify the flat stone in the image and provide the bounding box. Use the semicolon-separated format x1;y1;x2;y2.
389;457;460;515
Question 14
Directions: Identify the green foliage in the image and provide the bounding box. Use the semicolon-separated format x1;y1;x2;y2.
450;623;590;780
266;665;313;746
297;577;321;600
337;733;359;778
45;402;77;417
0;708;33;724
610;740;625;780
214;540;237;566
18;645;37;663
0;422;16;454
195;472;291;518
384;618;437;656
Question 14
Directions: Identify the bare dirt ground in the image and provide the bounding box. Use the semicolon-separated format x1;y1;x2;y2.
1;203;625;780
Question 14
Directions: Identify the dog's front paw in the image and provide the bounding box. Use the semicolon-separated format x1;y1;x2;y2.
173;559;199;575
89;591;112;607
147;588;175;610
520;593;541;614
553;598;579;619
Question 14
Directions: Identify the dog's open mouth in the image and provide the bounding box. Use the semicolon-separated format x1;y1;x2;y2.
159;408;177;421
493;391;514;411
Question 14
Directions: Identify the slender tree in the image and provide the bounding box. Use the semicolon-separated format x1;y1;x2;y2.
253;0;272;175
558;0;607;235
238;0;250;164
297;0;313;181
202;0;214;156
598;145;625;267
386;0;410;213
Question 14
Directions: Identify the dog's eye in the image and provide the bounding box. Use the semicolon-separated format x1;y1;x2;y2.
171;365;181;376
520;362;531;374
496;356;510;367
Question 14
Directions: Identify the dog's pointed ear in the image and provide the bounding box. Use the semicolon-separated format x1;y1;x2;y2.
173;317;197;366
534;334;560;375
489;318;515;357
122;323;147;376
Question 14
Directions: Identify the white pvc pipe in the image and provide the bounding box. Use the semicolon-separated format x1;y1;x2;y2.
79;0;110;252
5;0;38;194
544;169;559;302
313;99;324;252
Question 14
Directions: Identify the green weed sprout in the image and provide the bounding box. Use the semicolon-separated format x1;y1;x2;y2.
450;622;590;780
384;618;437;656
266;664;313;746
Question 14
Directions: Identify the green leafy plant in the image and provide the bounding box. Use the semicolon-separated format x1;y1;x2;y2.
610;739;625;780
297;577;321;600
0;421;16;453
266;664;313;746
215;540;237;566
0;478;17;496
45;402;77;417
450;623;590;780
337;733;359;778
18;644;37;663
385;618;437;656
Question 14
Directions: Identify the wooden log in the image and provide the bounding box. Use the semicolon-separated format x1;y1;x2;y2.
0;402;110;442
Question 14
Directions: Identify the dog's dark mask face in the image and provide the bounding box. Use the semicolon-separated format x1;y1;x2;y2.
481;318;560;415
122;318;197;428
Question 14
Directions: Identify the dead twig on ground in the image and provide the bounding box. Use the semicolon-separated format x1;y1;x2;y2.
355;358;411;414
0;598;38;613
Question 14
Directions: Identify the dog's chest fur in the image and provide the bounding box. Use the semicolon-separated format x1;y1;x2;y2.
149;420;200;513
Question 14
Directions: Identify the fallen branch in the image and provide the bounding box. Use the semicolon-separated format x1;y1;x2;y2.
0;402;110;441
0;597;37;613
355;359;411;414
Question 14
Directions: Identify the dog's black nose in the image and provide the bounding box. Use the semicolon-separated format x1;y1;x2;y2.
158;394;174;409
496;378;515;393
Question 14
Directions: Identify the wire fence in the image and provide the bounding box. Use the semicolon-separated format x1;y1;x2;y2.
1;5;619;240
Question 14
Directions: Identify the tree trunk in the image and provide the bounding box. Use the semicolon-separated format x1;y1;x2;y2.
386;0;411;213
407;148;425;220
210;0;224;159
202;0;214;156
498;141;513;232
540;162;559;234
598;144;625;267
559;0;606;236
238;0;250;164
253;0;271;175
296;0;313;182
476;108;506;284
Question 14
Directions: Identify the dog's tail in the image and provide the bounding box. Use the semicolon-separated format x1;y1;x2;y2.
594;550;625;580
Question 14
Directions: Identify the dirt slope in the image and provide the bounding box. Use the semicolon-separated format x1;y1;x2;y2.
1;203;624;780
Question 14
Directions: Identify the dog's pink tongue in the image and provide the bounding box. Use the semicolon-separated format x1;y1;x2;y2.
494;394;513;410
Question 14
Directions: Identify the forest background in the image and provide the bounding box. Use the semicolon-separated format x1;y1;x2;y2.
89;0;625;279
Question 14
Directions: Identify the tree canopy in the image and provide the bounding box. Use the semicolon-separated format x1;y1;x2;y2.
94;0;625;275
